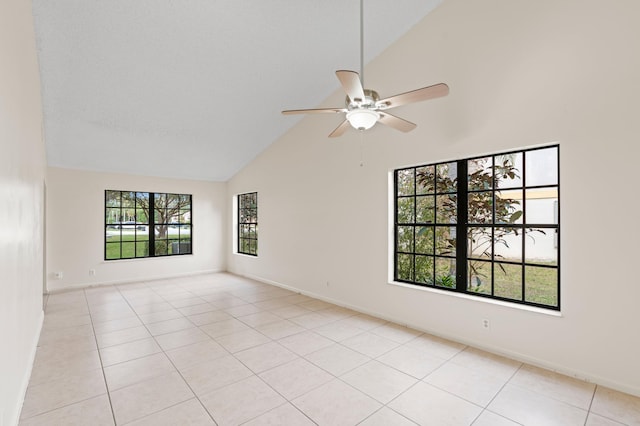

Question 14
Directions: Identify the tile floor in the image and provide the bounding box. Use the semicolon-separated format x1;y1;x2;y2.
19;273;640;425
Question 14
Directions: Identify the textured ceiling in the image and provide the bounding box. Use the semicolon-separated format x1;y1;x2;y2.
32;0;441;181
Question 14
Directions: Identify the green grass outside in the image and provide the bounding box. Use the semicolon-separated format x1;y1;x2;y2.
106;235;191;259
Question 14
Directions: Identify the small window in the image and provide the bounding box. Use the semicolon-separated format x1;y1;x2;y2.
238;192;258;256
394;145;560;309
105;191;192;260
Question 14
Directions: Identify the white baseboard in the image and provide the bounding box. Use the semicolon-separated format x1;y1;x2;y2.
47;269;223;293
10;309;44;426
239;272;640;398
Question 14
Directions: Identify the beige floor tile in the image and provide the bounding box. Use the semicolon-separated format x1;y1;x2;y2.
585;413;626;425
253;298;292;311
96;325;151;349
42;313;92;330
340;331;400;358
215;328;271;353
405;333;466;360
341;360;418;404
237;311;283;327
125;398;215;426
472;410;520;426
509;364;596;409
187;309;232;326
168;297;207;308
20;394;113;426
235;341;298;373
99;337;162;367
210;296;250;309
270;305;312;319
37;324;94;347
20;368;107;419
34;335;97;362
223;304;263;317
110;372;194;424
30;349;101;386
165;339;228;371
389;381;482;426
358;407;418;426
259;358;334;400
178;303;217;316
145;317;195;336
242;403;315;425
181;354;253;396
131;302;174;315
313;321;365;342
369;323;423;344
137;309;184;325
281;294;314;304
254;319;306;340
289;312;336;329
154;327;211;351
199;318;251;338
199;376;286;425
591;386;640;425
104;352;175;390
305;343;370;376
298;299;334;311
449;347;521;381
377;344;447;379
292;379;381;426
92;316;142;334
90;307;137;324
488;383;588;425
277;331;334;356
425;361;511;407
338;313;387;331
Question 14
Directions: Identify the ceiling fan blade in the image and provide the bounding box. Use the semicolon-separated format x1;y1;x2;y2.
328;120;351;138
282;107;346;115
378;112;417;133
378;83;449;109
336;70;366;103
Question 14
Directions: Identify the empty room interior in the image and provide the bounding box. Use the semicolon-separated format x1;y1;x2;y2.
2;0;640;425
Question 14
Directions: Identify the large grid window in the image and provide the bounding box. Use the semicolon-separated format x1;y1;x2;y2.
105;191;192;260
394;145;560;309
238;192;258;256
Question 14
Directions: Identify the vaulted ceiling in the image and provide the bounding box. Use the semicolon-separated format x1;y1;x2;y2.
33;0;441;181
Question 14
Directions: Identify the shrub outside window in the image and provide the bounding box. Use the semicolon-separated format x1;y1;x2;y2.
394;146;560;309
105;191;192;260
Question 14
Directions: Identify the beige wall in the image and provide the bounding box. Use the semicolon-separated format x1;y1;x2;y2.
228;0;640;396
46;168;227;291
0;0;46;424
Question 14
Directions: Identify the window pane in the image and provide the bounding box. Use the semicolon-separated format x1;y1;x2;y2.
436;162;457;193
468;191;493;224
136;228;149;241
415;255;434;285
495;152;523;189
135;192;149;208
435;226;456;256
106;191;121;207
494;227;522;263
136;242;149;257
121;192;135;207
397;254;413;281
105;242;121;260
467;260;491;294
436;194;457;224
135;208;148;223
155;240;168;256
525;228;557;266
397;226;414;253
121;242;135;259
155;193;167;209
467;227;492;260
167;194;179;208
495;189;523;224
435;258;456;288
106;228;121;242
416;166;435;195
494;263;522;301
526;188;558;224
525;265;558;307
106;208;120;225
396;169;415;196
467;157;492;191
416;196;435;224
396;197;414;224
525;147;558;187
179;209;191;224
415;227;433;255
179;194;191;209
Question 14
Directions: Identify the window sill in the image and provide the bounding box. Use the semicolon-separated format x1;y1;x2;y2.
388;280;562;317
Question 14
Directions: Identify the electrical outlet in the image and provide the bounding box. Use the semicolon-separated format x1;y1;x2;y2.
89;269;96;276
325;281;330;287
482;319;490;330
54;272;63;280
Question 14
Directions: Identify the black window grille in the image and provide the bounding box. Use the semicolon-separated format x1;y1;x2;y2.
238;192;258;256
394;145;560;309
105;191;192;260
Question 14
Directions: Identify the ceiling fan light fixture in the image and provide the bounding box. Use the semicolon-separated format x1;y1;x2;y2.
346;109;379;130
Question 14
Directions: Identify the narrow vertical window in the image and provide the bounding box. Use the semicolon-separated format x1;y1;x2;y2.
238;192;258;256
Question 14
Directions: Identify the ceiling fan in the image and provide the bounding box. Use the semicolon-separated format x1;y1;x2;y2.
282;0;449;138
